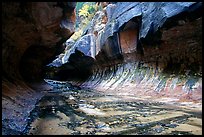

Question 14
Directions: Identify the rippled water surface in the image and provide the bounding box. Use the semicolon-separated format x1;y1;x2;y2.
25;84;202;135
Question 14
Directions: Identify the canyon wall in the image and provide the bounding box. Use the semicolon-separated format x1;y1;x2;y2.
80;16;202;102
2;2;76;134
49;2;202;102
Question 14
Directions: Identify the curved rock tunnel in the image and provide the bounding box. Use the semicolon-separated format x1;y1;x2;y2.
2;2;202;135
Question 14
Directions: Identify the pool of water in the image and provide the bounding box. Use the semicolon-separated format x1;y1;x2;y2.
24;85;202;135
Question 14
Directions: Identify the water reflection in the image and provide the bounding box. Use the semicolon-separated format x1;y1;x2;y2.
26;86;202;135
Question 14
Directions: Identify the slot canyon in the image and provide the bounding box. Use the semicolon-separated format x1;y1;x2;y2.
2;2;202;135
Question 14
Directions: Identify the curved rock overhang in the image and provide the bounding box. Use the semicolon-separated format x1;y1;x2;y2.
2;2;76;134
47;2;202;80
46;2;202;104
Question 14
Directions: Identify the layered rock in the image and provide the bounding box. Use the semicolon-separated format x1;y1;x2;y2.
48;2;202;102
2;2;76;134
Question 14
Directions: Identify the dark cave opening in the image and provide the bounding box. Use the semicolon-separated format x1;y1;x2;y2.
19;44;64;82
45;49;95;81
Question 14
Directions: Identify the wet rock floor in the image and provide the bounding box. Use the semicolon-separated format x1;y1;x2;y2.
24;84;202;135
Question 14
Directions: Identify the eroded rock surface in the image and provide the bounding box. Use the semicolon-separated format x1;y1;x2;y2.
2;2;76;134
48;2;202;102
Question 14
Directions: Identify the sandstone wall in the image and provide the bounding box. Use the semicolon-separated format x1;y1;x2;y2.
2;2;76;134
59;2;202;103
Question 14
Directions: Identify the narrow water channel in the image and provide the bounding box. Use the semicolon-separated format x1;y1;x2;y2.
24;80;202;135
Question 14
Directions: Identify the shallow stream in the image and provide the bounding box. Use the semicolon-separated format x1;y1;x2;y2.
25;81;202;135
